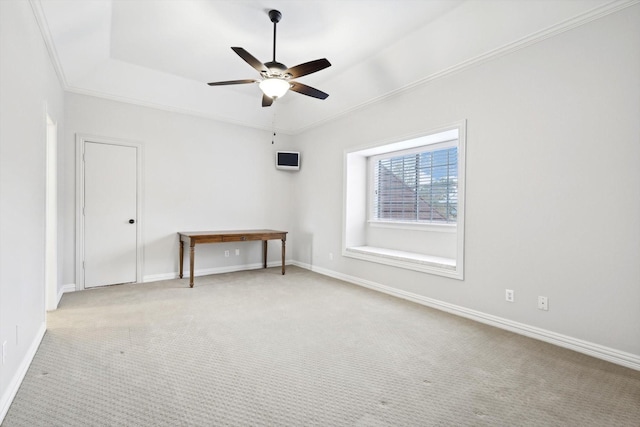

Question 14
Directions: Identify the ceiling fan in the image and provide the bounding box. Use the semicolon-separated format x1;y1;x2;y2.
207;9;331;107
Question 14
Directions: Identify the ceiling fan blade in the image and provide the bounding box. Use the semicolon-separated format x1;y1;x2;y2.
207;79;257;86
290;82;329;100
262;94;274;107
231;47;268;74
285;58;331;79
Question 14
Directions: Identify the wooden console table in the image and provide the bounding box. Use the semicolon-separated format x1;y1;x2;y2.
178;229;287;287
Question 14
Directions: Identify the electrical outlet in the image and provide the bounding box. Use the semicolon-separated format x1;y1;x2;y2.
505;289;514;302
2;341;6;364
235;249;240;256
329;252;333;260
224;250;230;257
538;296;549;311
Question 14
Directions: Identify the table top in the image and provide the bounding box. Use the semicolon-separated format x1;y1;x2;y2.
178;229;287;237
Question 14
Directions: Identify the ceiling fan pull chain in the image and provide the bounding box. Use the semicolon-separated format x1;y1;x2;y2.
271;109;277;144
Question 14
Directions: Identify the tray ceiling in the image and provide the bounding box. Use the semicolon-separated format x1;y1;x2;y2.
32;0;620;134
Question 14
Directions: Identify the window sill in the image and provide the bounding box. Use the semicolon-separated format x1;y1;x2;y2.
368;220;457;233
344;246;461;279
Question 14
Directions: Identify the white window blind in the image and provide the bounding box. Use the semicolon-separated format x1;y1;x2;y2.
372;146;458;223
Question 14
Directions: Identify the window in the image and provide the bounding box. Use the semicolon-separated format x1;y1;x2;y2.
343;122;466;279
371;144;458;224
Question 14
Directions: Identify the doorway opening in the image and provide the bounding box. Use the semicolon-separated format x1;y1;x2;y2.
45;114;57;310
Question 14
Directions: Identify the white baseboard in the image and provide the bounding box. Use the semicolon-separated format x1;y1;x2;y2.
56;284;76;306
0;321;46;424
292;261;640;371
143;260;293;283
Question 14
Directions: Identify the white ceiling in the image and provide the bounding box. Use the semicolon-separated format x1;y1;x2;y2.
33;0;617;134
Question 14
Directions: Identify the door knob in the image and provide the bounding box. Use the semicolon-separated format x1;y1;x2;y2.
129;219;135;224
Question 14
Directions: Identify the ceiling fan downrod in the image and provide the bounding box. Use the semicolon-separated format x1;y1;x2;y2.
269;10;282;63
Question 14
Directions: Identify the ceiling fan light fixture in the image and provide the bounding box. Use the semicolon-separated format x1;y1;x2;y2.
259;78;290;99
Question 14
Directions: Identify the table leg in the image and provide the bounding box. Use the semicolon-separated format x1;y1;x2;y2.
179;240;184;279
281;239;286;275
262;240;268;269
189;243;195;288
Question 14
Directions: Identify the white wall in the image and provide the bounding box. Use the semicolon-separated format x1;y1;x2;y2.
63;94;295;285
0;0;65;418
292;5;640;360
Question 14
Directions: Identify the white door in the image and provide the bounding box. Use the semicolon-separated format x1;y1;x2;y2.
84;141;138;288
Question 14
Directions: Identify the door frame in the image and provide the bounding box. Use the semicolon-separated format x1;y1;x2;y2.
75;134;144;291
45;113;58;309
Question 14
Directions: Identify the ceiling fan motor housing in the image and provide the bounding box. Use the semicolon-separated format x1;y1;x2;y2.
264;61;290;78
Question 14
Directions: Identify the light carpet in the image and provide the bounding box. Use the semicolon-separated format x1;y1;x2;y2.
3;266;640;426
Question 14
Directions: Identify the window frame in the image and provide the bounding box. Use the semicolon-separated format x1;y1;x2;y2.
342;120;466;280
368;139;459;231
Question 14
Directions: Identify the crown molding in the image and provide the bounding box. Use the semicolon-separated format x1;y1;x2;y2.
64;85;294;135
289;0;640;135
29;0;68;89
